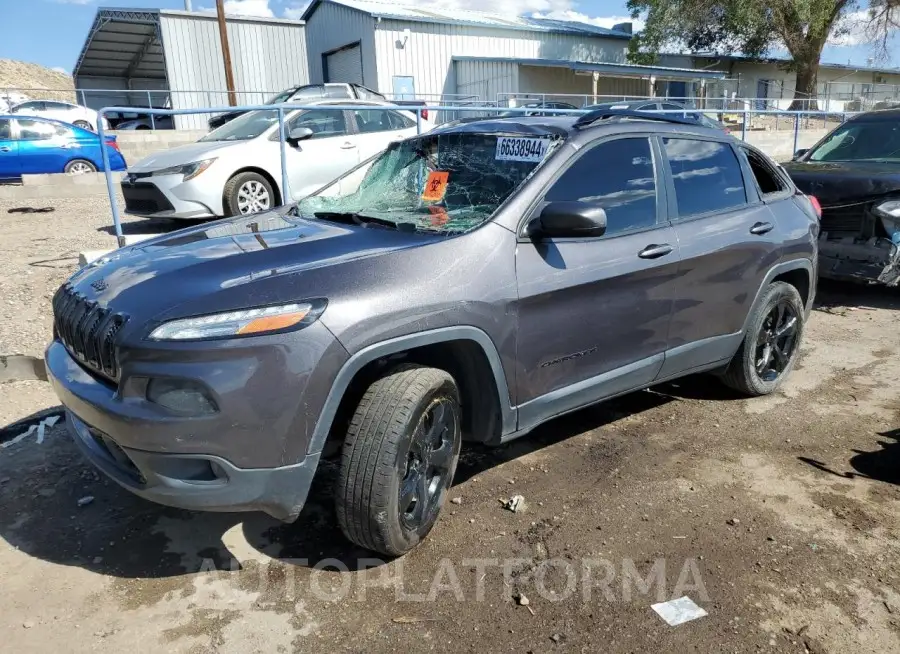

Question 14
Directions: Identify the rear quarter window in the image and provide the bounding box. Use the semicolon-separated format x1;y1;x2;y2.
663;138;747;218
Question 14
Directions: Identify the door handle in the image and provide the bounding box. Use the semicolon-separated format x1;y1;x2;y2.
750;221;774;235
638;243;674;259
340;142;357;149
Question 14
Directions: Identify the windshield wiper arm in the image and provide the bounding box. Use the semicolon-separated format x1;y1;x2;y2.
313;211;417;232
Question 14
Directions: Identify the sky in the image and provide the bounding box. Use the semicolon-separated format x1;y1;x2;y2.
0;0;895;74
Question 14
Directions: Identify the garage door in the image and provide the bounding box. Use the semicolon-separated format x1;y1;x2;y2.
326;44;363;85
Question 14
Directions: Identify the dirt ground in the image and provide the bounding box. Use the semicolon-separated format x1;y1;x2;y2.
1;196;899;654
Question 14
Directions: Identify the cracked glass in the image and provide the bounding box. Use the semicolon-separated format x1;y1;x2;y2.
295;131;562;234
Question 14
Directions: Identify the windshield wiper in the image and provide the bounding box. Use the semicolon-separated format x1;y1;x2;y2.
314;211;417;232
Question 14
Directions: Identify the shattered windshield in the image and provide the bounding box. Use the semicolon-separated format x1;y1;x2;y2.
200;110;278;142
295;131;561;233
809;120;900;162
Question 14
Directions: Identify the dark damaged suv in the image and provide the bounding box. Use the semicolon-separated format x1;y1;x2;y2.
47;110;819;556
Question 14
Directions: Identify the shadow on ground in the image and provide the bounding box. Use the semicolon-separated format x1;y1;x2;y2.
0;377;722;580
799;428;900;486
814;279;900;312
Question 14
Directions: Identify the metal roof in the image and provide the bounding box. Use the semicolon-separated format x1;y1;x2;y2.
453;57;728;81
691;53;900;77
73;7;306;80
74;8;165;79
301;0;633;39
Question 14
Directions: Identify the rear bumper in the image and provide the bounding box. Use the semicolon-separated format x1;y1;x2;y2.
66;411;319;520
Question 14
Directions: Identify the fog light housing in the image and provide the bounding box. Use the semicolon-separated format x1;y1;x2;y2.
146;378;218;415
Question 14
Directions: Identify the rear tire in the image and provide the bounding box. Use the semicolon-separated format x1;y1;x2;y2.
73;120;93;131
223;172;274;216
64;159;96;175
336;365;462;556
722;281;805;396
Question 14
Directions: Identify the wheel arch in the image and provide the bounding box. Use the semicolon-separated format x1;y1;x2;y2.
740;258;814;336
309;327;516;457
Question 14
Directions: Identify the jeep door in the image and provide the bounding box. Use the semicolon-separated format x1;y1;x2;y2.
657;136;783;377
515;136;680;429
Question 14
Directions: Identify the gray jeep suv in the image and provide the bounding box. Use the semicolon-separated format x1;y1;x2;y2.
47;110;819;556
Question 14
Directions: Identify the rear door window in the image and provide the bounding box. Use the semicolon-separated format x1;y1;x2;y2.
662;138;747;218
741;147;788;197
544;137;658;236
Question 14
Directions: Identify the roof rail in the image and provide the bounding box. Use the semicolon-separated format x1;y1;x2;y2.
573;108;702;129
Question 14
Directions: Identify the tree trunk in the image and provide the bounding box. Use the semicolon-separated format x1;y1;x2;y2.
788;58;820;112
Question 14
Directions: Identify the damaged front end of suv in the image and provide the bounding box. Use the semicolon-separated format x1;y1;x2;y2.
815;195;900;286
784;111;900;286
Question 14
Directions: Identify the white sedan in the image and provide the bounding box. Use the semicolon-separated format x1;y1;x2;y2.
9;100;107;132
121;99;432;219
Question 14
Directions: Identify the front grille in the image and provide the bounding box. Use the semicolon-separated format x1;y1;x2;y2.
821;203;868;235
121;182;174;214
52;283;129;382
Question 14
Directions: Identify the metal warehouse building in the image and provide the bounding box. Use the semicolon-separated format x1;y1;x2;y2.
300;0;725;106
73;8;309;129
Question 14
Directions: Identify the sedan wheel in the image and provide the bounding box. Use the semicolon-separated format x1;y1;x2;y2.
237;180;271;214
223;172;276;217
65;159;96;175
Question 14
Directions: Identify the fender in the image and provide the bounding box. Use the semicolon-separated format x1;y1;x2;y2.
740;258;815;336
306;326;516;455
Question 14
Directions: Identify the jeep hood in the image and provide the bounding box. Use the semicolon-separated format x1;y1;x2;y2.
782;160;900;206
65;208;436;324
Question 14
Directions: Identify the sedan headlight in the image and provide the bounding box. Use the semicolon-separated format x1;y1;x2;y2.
149;302;324;341
873;200;900;243
151;158;216;181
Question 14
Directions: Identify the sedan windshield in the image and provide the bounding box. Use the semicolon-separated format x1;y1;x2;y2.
808;120;900;162
296;131;561;233
200;109;278;142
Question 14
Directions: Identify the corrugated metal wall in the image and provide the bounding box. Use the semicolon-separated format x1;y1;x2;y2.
373;19;629;100
303;2;377;87
159;14;309;129
455;59;518;101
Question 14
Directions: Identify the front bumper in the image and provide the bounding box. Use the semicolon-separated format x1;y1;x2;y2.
121;176;217;219
819;235;900;286
45;323;348;519
66;411;319;520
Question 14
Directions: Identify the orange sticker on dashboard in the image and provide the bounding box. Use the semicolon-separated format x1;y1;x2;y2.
428;205;449;227
422;171;449;201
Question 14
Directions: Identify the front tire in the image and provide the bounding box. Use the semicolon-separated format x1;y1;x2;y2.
73;120;93;131
223;172;274;216
64;159;96;175
722;281;805;396
336;366;462;556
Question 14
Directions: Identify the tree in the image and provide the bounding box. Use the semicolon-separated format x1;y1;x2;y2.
626;0;878;110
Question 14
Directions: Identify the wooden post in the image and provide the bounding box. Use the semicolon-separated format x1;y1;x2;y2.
216;0;237;106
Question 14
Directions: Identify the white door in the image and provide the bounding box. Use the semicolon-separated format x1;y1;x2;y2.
326;45;363;84
349;109;417;161
283;109;359;200
43;102;75;124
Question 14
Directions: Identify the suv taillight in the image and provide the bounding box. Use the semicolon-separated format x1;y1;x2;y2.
807;195;822;219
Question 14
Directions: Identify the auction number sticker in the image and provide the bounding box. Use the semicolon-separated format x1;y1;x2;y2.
495;137;550;162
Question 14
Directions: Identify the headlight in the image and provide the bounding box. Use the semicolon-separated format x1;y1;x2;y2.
151;158;216;181
874;201;900;243
874;200;900;219
148;302;324;341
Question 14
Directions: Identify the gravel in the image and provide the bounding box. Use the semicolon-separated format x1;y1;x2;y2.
0;193;170;358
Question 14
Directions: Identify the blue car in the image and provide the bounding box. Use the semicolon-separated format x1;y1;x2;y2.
0;115;126;181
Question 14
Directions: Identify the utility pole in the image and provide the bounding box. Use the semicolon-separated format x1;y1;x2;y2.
215;0;237;106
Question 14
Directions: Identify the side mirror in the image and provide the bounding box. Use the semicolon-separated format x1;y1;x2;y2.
528;201;607;239
287;127;314;145
793;148;809;161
